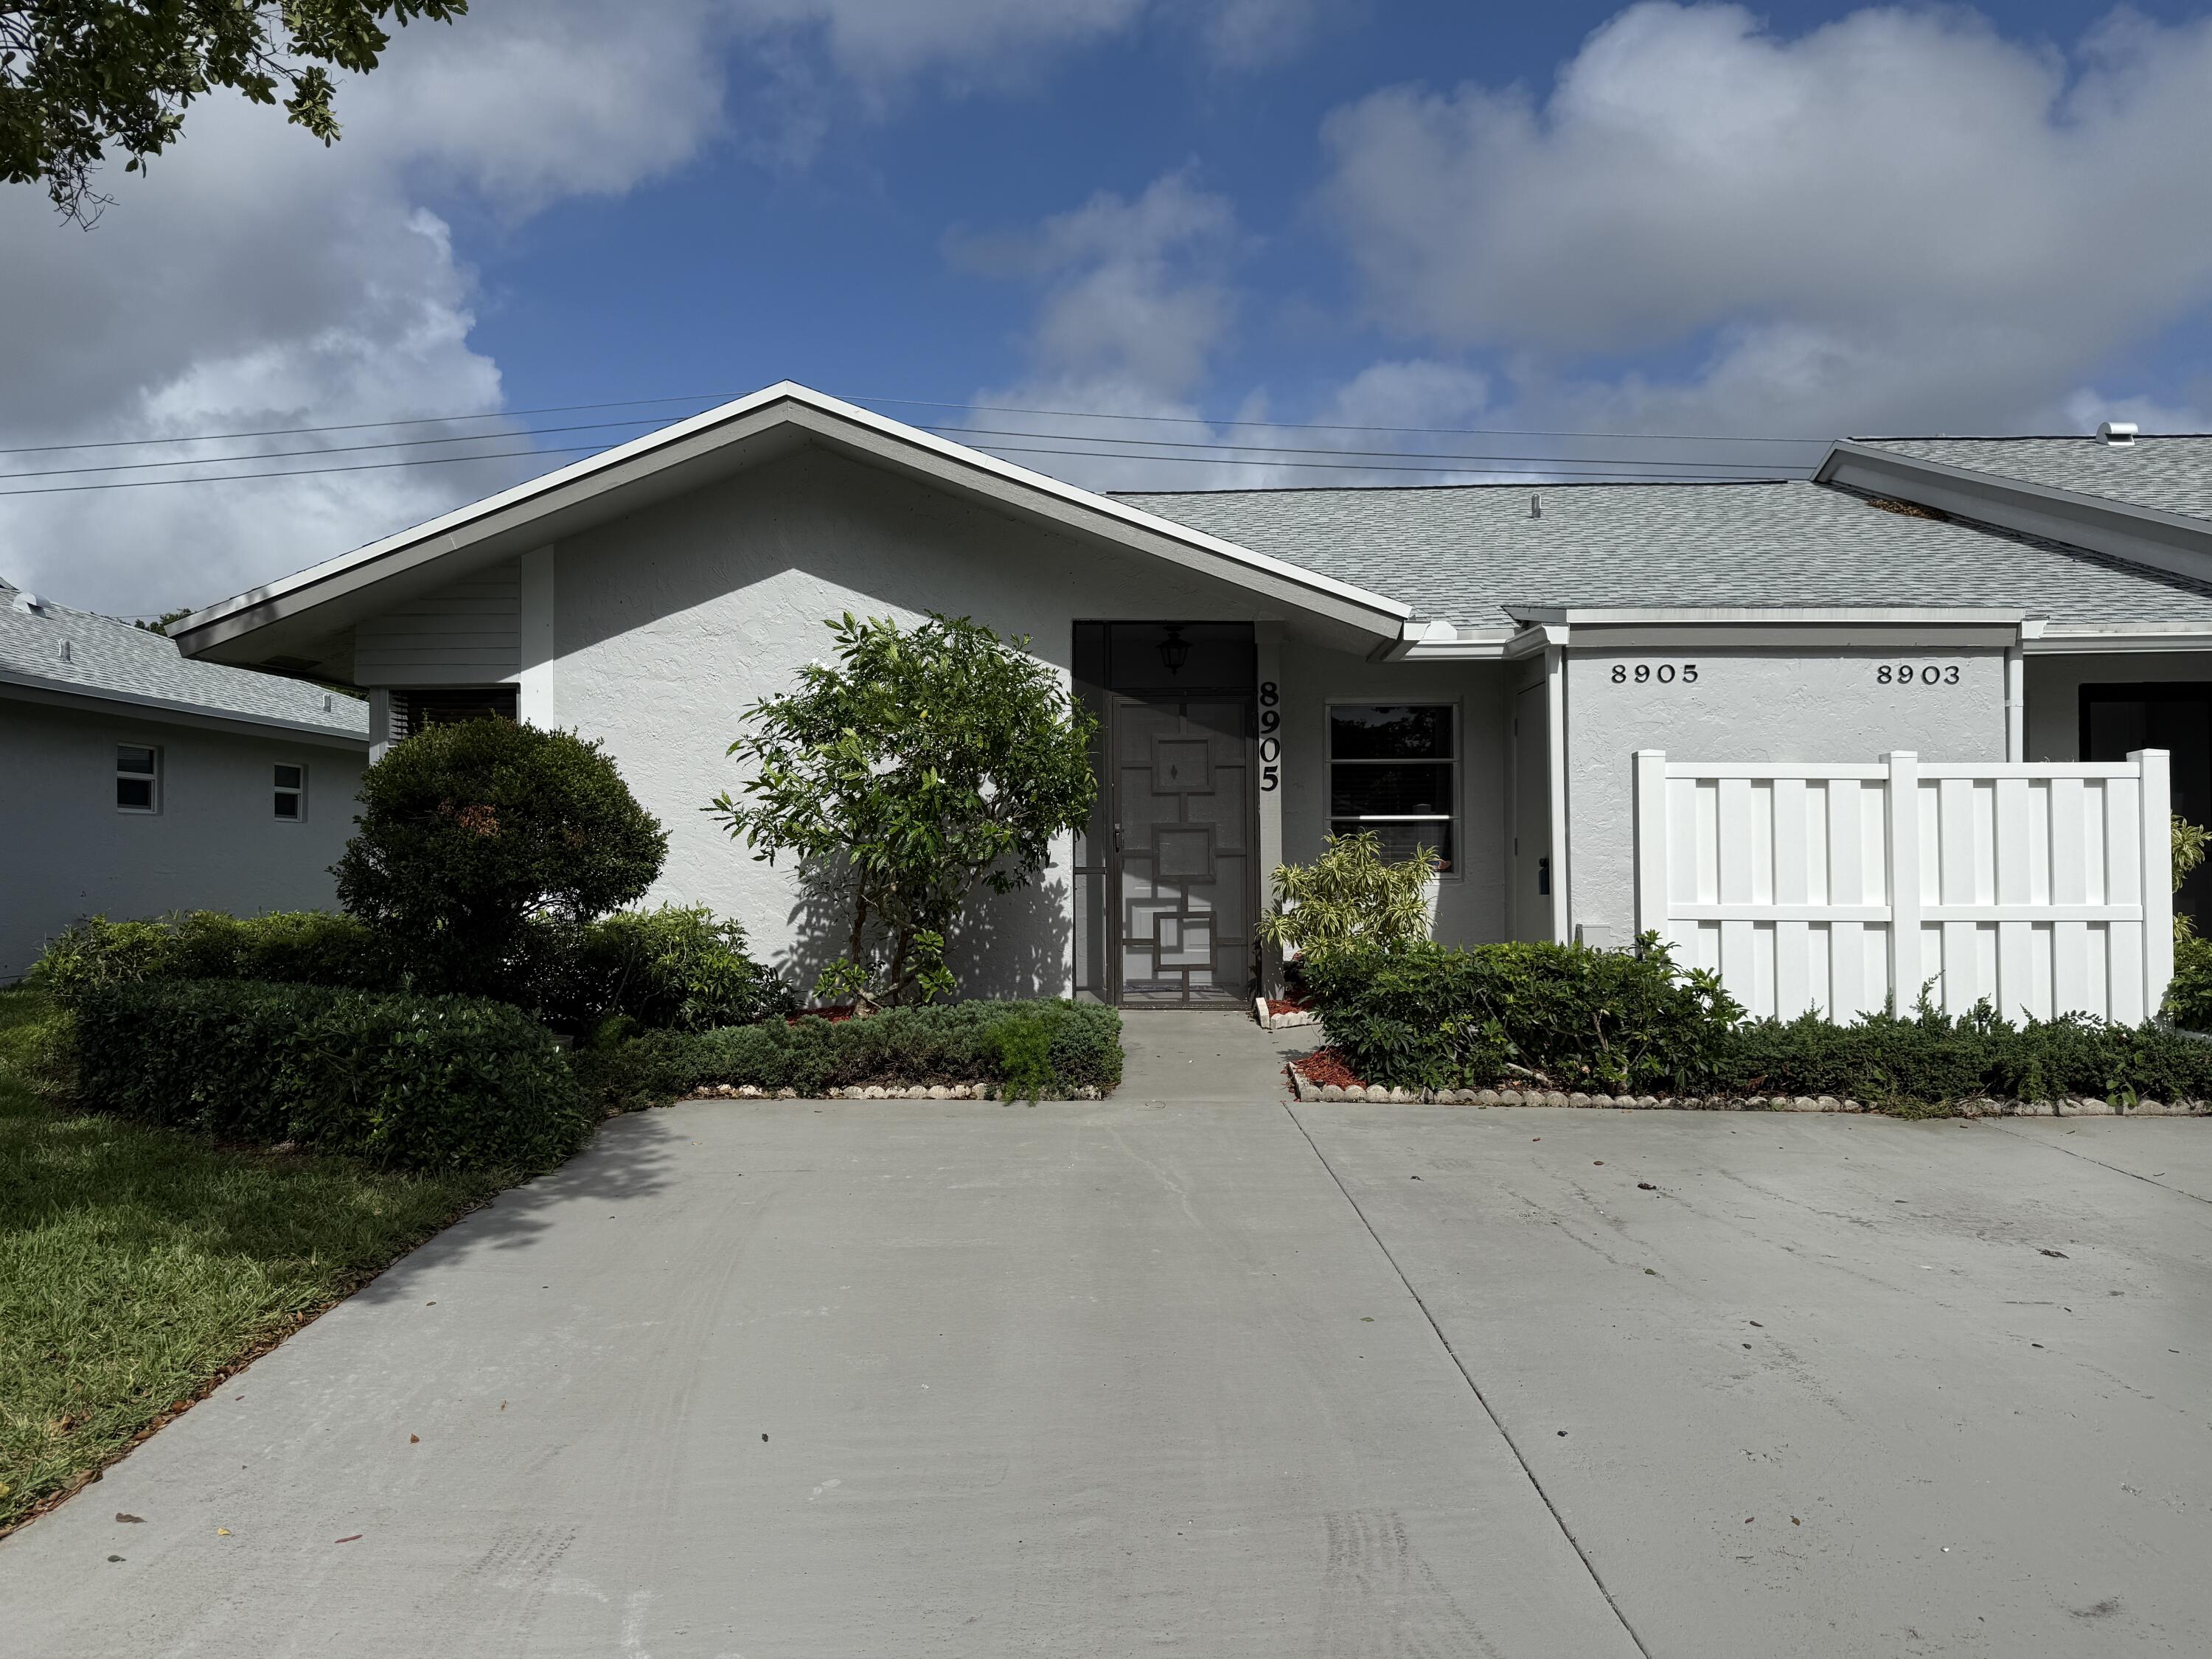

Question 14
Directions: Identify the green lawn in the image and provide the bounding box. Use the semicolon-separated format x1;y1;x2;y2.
0;986;509;1534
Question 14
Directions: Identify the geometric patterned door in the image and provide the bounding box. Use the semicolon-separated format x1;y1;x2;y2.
1112;695;1255;1005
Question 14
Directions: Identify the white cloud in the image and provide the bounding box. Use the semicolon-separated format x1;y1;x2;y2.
0;0;1332;617
1315;2;2212;436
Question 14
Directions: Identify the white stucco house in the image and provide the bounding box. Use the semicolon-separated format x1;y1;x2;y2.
1;580;369;977
164;387;2212;1016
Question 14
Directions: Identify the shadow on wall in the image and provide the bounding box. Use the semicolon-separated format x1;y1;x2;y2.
779;861;1073;1001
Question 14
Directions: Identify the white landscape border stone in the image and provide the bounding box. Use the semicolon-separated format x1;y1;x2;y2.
1281;1068;2209;1116
681;1083;1107;1102
1253;995;1322;1032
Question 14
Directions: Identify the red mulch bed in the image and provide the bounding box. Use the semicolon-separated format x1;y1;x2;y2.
1290;1047;1364;1090
1265;997;1312;1018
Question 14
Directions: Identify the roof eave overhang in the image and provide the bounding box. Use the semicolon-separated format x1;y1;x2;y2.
1469;605;2032;655
0;669;370;747
170;384;1411;665
1817;441;2212;587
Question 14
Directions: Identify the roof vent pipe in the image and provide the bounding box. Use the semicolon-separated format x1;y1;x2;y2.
2098;420;2138;447
1529;493;1542;519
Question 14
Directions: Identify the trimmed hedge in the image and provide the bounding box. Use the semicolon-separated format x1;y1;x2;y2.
570;1000;1123;1111
69;979;590;1171
1714;1002;2212;1111
1305;938;2212;1110
35;911;396;996
1301;939;1739;1095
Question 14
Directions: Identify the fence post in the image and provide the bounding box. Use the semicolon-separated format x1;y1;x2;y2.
2136;748;2174;1016
1635;750;1669;947
1885;751;1921;1012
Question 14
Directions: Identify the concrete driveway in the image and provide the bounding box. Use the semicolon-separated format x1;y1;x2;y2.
7;1015;2212;1656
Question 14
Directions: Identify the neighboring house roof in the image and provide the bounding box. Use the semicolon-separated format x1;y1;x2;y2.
0;580;368;744
1119;479;2212;629
1848;435;2212;526
170;383;1412;669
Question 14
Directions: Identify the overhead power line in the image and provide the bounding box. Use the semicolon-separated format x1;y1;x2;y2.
0;389;1841;460
0;434;1796;500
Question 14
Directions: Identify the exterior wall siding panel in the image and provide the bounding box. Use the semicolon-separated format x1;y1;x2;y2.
355;559;522;686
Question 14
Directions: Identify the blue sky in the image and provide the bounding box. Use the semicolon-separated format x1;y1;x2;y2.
5;0;2212;613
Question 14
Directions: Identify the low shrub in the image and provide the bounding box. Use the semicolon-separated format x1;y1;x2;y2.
1301;937;1739;1094
570;999;1122;1111
545;905;793;1034
35;911;396;997
67;979;590;1171
1716;998;2212;1110
2166;935;2212;1032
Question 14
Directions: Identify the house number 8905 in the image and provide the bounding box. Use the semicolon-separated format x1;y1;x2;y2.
1258;681;1280;792
1610;663;1698;684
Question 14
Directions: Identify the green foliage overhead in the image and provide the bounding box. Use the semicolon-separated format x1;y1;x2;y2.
2;1;467;223
1301;936;1741;1095
66;977;590;1170
1257;831;1439;961
569;1001;1124;1112
335;720;667;997
712;612;1096;1006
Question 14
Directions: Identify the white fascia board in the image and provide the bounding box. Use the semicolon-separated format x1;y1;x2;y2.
1502;624;1567;659
0;670;371;748
1401;627;1517;660
1818;441;2212;585
2025;623;2212;655
1505;605;2026;627
172;382;1410;657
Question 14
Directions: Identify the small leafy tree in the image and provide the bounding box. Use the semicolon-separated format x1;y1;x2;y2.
335;719;667;996
2174;813;2209;942
1258;831;1439;964
711;612;1096;1006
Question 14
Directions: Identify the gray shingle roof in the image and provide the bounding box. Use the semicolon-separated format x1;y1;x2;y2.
1118;479;2212;628
0;585;368;739
1852;436;2212;525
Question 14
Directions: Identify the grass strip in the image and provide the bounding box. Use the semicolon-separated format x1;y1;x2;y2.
0;987;516;1534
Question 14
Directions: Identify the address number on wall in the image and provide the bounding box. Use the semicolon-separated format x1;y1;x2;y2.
1878;664;1962;685
1609;663;1699;684
1259;680;1280;792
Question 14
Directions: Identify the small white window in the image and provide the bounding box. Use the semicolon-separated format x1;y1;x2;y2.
116;745;160;813
274;762;305;820
1328;704;1458;872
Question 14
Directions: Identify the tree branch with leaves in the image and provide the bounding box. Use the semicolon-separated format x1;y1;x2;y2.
711;612;1098;1008
2;1;467;225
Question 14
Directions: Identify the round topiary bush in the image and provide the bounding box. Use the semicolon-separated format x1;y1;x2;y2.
335;720;667;998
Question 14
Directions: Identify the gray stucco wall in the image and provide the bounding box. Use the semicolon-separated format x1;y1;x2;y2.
1563;646;2009;946
1;700;366;978
533;445;1509;995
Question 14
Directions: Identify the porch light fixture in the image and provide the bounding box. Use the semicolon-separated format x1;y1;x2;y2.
1158;624;1190;676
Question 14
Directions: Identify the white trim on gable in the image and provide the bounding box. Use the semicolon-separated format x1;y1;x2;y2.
171;383;1412;668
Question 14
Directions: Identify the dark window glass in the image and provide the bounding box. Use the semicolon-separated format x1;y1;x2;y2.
116;746;156;773
1329;705;1451;759
1329;704;1455;872
2081;682;2212;933
397;687;519;737
1096;622;1254;692
274;764;303;790
1329;762;1453;818
116;745;158;812
274;793;300;819
116;777;153;810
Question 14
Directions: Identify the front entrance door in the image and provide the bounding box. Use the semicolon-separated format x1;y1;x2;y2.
1111;695;1256;1005
1512;682;1553;942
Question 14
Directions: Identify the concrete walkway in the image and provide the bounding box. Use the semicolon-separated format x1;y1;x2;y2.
8;1015;2212;1655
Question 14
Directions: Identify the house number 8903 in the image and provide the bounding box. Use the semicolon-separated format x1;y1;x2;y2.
1878;665;1961;685
1610;663;1697;684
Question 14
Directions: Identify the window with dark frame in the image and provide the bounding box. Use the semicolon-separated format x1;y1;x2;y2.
274;763;305;820
115;745;159;813
1329;704;1455;871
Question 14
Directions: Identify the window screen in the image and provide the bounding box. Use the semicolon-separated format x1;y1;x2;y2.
1329;705;1455;870
274;763;305;820
116;745;159;813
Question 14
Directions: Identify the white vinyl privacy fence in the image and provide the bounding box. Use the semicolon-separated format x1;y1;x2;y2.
1633;750;2173;1025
